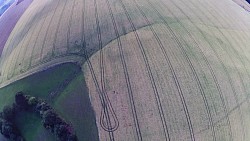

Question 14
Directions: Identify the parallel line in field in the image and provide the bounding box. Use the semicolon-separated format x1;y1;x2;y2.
6;31;30;79
186;0;246;139
6;19;36;79
104;0;143;140
5;12;30;54
81;49;113;139
79;49;118;140
120;0;166;140
154;0;233;140
146;1;202;140
202;0;250;109
93;0;117;140
25;8;51;70
0;3;38;82
94;0;114;138
213;0;250;38
1;3;46;82
170;0;244;139
51;0;68;57
37;0;61;67
201;0;250;100
193;0;249;100
10;22;35;78
102;0;132;134
66;0;76;53
118;1;165;141
151;4;208;141
82;51;114;141
25;2;58;70
179;0;238;139
10;7;45;78
191;91;250;139
143;0;218;140
192;94;250;137
118;0;194;140
11;3;50;79
147;0;228;140
200;1;250;138
2;2;36;61
8;14;34;56
132;0;173;140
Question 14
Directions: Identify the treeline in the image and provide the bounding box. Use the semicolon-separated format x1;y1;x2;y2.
0;92;78;141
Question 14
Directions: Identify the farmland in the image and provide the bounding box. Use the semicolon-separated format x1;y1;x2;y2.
0;0;250;140
0;0;33;56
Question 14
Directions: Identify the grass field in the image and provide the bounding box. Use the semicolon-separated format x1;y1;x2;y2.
0;63;99;141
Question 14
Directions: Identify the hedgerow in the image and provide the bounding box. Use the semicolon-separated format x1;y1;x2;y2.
0;91;78;141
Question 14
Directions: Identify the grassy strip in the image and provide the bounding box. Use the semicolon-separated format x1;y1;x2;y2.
0;63;80;109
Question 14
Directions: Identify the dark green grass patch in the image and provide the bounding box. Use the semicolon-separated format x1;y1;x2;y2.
0;63;80;109
54;73;99;141
15;111;55;141
0;63;99;141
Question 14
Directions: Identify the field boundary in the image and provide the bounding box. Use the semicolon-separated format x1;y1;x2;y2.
0;55;82;89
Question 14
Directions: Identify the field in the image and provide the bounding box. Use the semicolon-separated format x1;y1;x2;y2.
0;63;99;141
0;0;250;140
0;0;33;56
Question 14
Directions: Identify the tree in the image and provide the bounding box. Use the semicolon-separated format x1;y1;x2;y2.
0;92;78;141
2;106;14;121
0;119;3;133
42;110;57;130
1;120;13;138
68;134;78;141
15;92;28;109
55;124;68;140
1;120;23;141
28;97;37;106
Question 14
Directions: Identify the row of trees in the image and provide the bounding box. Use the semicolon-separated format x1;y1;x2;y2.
0;92;78;141
0;105;24;141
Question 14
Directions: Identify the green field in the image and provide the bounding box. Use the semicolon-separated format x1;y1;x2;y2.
0;63;99;141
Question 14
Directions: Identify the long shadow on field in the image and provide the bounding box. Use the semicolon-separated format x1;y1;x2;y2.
54;69;100;141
